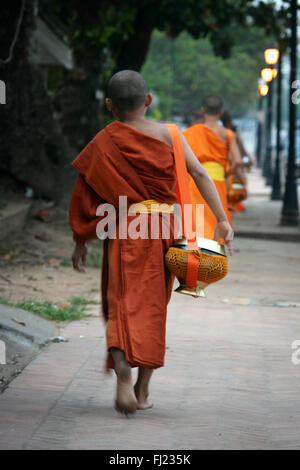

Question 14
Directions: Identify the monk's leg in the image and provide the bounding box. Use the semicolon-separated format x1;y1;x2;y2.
134;367;154;410
110;347;138;415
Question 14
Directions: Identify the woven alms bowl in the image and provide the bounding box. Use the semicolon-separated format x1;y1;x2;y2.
165;237;228;298
227;175;247;204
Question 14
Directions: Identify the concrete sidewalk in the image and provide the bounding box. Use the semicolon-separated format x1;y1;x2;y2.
233;168;300;242
1;169;300;450
0;234;300;450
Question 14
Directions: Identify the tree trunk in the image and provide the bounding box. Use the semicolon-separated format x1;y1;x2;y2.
0;0;75;204
113;7;155;72
52;49;104;151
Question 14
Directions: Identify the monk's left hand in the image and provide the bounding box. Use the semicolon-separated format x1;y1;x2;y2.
72;243;87;273
214;221;234;256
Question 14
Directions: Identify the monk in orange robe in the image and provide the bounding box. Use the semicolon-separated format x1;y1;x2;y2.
69;72;233;415
221;110;251;213
183;96;246;240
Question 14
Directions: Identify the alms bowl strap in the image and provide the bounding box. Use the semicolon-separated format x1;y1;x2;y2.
165;123;198;288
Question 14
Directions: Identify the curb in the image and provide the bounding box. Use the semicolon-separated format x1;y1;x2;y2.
235;230;300;243
0;304;58;347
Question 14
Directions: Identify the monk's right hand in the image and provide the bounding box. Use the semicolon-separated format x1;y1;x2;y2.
214;221;234;256
72;243;87;273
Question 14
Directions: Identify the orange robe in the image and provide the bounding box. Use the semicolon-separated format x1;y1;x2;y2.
69;121;177;370
228;131;247;214
183;124;232;240
235;202;246;212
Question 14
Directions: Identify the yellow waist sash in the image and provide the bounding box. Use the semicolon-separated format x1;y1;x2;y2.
202;162;225;182
128;199;174;214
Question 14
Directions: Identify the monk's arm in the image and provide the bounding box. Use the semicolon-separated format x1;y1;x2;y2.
236;132;249;157
228;136;247;186
69;175;103;271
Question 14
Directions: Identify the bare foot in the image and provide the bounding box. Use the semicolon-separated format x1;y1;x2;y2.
113;354;138;415
115;379;138;415
134;384;153;410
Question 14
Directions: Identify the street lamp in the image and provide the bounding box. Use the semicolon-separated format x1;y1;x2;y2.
261;68;274;83
261;67;275;184
264;48;280;66
281;0;299;226
271;50;282;201
259;84;269;96
261;48;280;184
256;83;268;167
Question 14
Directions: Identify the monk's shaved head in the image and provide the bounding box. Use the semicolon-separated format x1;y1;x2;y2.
202;95;223;116
221;110;232;127
107;70;148;112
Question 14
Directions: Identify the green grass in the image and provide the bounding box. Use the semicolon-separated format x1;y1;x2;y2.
86;246;103;268
70;296;100;306
60;246;103;269
15;299;89;321
60;258;72;267
0;296;99;321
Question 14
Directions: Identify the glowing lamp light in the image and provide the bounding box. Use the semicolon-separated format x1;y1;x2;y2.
264;48;279;65
261;68;273;82
258;84;269;96
272;68;278;79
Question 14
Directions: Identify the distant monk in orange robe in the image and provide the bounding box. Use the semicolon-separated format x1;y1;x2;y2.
69;72;233;415
221;110;251;213
183;96;246;240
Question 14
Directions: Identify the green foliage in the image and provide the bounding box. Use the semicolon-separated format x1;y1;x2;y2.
44;0;282;67
45;1;136;50
151;108;163;121
42;0;284;125
94;6;136;49
142;27;271;118
146;0;281;58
